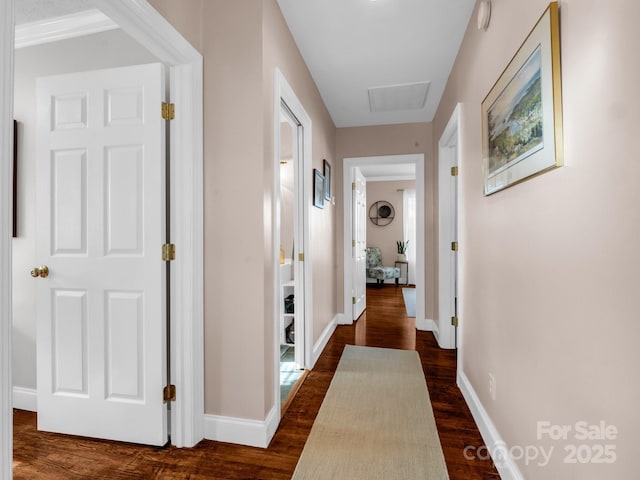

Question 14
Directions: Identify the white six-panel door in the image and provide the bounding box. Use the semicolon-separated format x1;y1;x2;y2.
352;167;367;320
35;63;168;445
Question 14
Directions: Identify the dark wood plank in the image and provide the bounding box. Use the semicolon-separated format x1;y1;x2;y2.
13;285;498;479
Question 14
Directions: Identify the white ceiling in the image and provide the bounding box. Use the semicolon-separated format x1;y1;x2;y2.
15;0;476;130
15;0;475;133
276;0;475;128
359;163;415;181
14;0;94;25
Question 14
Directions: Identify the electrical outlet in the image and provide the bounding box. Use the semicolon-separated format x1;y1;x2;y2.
488;373;496;401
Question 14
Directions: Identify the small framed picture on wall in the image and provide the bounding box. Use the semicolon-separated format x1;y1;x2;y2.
313;168;325;208
323;159;331;201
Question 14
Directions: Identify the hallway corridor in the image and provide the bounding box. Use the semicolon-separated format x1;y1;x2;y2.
13;286;498;479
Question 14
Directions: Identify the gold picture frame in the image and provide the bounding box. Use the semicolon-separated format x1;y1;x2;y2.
482;2;563;195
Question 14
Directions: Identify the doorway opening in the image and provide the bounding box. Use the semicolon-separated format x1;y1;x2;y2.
342;154;426;328
437;104;461;351
1;2;204;468
273;69;313;420
277;102;305;408
12;19;165;438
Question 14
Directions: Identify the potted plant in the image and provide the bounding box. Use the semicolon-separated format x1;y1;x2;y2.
396;240;409;262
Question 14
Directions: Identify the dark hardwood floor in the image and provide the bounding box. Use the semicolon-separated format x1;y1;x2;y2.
13;285;498;479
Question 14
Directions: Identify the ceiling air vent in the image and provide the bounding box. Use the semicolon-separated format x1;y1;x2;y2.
368;82;430;113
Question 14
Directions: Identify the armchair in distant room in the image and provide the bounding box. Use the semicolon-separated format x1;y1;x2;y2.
365;247;400;287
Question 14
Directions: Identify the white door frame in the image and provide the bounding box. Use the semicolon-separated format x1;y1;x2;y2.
1;0;204;459
273;69;313;420
0;1;15;477
438;104;461;351
342;154;426;328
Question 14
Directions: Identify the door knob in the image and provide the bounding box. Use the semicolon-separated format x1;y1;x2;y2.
30;266;49;278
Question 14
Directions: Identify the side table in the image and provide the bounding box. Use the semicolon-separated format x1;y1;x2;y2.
394;261;409;286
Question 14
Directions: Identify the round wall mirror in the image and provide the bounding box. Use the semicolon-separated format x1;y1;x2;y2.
369;201;395;226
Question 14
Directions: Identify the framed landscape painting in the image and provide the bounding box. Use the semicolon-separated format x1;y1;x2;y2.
482;2;563;195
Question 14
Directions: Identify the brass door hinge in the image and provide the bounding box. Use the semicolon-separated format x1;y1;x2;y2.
352;296;356;305
352;182;356;190
162;102;175;120
162;243;176;261
352;240;356;247
163;384;176;402
451;316;459;327
299;253;305;262
451;166;459;176
451;241;458;251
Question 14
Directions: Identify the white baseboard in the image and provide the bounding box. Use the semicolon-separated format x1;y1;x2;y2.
336;312;352;325
432;319;440;345
416;318;435;331
204;314;338;449
204;405;278;448
312;315;337;367
13;386;37;412
18;386;280;450
457;370;524;480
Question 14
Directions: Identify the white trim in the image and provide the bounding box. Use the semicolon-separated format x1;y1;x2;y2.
15;9;118;49
275;68;315;371
416;318;435;332
342;154;425;328
12;387;36;412
458;371;525;480
204;407;278;449
1;1;14;476
95;0;199;66
312;315;337;366
168;61;205;447
431;320;441;345
437;104;461;350
335;313;350;325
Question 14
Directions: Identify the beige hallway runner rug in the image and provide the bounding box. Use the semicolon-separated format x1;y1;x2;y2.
292;345;449;479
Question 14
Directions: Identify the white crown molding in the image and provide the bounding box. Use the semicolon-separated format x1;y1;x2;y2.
15;9;118;49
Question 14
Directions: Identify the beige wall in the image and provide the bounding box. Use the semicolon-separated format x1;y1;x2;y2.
432;0;639;477
366;180;415;282
263;0;337;347
147;0;203;52
200;0;266;420
148;0;337;420
336;124;435;319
